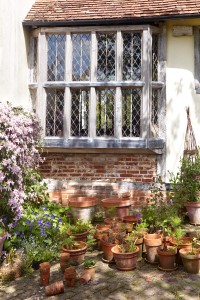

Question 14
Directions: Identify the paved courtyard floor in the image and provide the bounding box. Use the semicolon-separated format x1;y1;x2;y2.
0;224;199;300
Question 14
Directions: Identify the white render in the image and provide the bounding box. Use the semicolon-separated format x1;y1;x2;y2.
1;1;200;180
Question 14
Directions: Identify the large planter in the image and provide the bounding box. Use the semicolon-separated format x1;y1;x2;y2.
111;245;139;271
169;236;192;265
144;233;162;264
184;202;200;225
69;197;98;222
179;248;200;274
157;246;177;271
61;241;87;265
101;197;131;220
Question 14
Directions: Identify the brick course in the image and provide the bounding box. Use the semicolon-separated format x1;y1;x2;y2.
40;152;157;209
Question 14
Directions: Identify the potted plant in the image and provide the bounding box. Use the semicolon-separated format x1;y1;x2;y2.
100;228;124;263
157;237;177;271
61;236;87;265
169;227;192;265
111;234;139;270
179;237;200;274
80;259;96;284
170;153;200;225
67;219;92;242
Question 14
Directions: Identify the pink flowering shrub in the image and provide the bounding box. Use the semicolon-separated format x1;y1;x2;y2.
0;102;44;230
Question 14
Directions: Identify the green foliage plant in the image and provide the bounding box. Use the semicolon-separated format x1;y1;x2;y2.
118;233;137;253
69;219;92;234
170;153;200;210
141;177;181;234
82;259;96;268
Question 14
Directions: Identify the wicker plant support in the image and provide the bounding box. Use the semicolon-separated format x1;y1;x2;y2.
183;107;198;159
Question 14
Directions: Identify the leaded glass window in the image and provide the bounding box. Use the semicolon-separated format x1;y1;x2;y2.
46;89;64;137
97;33;116;81
122;88;141;137
96;89;115;136
123;33;141;81
47;34;65;81
71;89;89;136
72;34;91;81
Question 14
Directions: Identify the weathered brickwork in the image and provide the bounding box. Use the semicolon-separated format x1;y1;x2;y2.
40;152;158;208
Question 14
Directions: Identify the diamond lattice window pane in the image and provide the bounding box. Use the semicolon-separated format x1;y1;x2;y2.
97;33;116;81
152;34;158;81
47;34;65;81
123;33;142;81
96;89;115;137
151;89;160;137
46;89;64;137
71;89;89;137
33;37;38;82
122;88;141;137
72;34;91;81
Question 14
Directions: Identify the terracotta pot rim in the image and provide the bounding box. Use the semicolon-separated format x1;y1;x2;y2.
101;198;131;208
169;237;192;247
111;245;139;255
122;216;138;223
184;202;200;208
100;238;116;247
179;248;200;259
67;230;89;236
69;197;98;208
157;246;177;256
62;241;87;253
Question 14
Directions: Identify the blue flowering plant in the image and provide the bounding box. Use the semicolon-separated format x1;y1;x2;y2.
6;201;71;263
0;102;46;232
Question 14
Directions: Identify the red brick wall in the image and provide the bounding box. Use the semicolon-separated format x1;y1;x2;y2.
40;152;157;208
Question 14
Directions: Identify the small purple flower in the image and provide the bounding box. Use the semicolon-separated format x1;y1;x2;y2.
137;219;142;224
42;206;47;211
58;218;62;223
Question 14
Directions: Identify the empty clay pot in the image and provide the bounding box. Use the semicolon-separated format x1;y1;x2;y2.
39;262;50;286
64;266;76;287
45;280;64;296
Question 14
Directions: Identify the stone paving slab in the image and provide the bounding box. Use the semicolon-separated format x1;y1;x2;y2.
0;249;200;300
1;223;200;300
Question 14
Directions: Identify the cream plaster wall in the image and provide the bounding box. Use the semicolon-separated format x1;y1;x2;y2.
0;0;35;109
1;3;200;180
166;19;200;180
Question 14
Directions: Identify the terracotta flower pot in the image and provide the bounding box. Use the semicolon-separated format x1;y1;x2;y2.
144;233;162;264
101;197;131;220
157;246;177;271
69;197;98;222
64;266;76;287
62;241;87;265
94;224;110;250
60;252;70;273
169;237;192;265
80;266;96;284
39;262;50;286
0;232;6;255
111;245;139;271
67;230;89;242
179;248;200;274
184;202;200;225
45;280;64;296
100;238;116;263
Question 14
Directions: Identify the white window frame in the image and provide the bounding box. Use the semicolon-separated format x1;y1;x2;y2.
29;25;166;151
